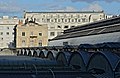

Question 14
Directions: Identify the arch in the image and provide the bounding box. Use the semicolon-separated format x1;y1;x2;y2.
56;52;72;66
115;60;120;78
35;49;41;55
24;50;27;56
20;49;24;55
39;51;45;58
46;51;55;60
28;50;32;57
87;51;119;78
42;49;48;57
68;51;91;72
33;51;38;57
30;49;35;56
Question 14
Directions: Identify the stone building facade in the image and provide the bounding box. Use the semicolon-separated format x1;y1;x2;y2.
16;21;48;48
0;16;19;48
24;11;106;39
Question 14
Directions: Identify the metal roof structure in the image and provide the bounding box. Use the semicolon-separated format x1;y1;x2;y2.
87;51;120;78
56;52;72;66
68;51;91;72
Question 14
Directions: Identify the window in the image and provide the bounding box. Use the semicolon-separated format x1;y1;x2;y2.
47;19;50;22
71;26;75;28
55;19;57;22
30;40;34;47
22;32;25;36
50;32;55;36
58;19;61;22
63;42;68;46
82;18;86;22
64;26;69;28
64;19;68;22
68;18;70;22
22;40;26;46
39;32;42;36
38;40;42;46
78;19;81;22
51;19;54;22
6;32;9;35
0;38;3;40
12;32;14;35
0;32;3;35
57;25;61;28
71;19;74;22
75;19;77;22
43;15;45;17
71;15;73;18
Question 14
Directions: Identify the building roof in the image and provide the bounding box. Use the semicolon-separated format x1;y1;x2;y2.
64;16;120;34
51;19;120;41
25;11;104;14
69;51;91;66
87;51;120;71
95;42;120;49
0;56;58;66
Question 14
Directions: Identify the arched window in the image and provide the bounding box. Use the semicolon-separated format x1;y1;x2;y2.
22;40;26;46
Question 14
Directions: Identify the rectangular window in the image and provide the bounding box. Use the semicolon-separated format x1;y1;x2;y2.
0;32;3;35
82;18;86;22
6;32;9;35
64;26;69;28
57;25;61;28
47;19;50;22
0;38;3;41
50;32;55;36
39;32;42;36
63;42;68;46
22;32;25;36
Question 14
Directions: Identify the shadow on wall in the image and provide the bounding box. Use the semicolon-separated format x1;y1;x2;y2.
8;41;15;48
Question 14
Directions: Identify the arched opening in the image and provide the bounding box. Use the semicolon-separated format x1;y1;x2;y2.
56;52;71;66
28;51;32;57
24;50;27;56
33;51;38;57
115;61;120;78
68;52;90;72
46;51;55;60
87;52;116;78
39;51;45;58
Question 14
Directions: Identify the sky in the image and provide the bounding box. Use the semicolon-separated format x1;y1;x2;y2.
0;0;120;17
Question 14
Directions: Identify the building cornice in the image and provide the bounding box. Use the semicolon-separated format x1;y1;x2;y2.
25;11;104;14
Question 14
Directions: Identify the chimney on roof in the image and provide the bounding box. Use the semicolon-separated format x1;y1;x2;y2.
18;20;23;25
